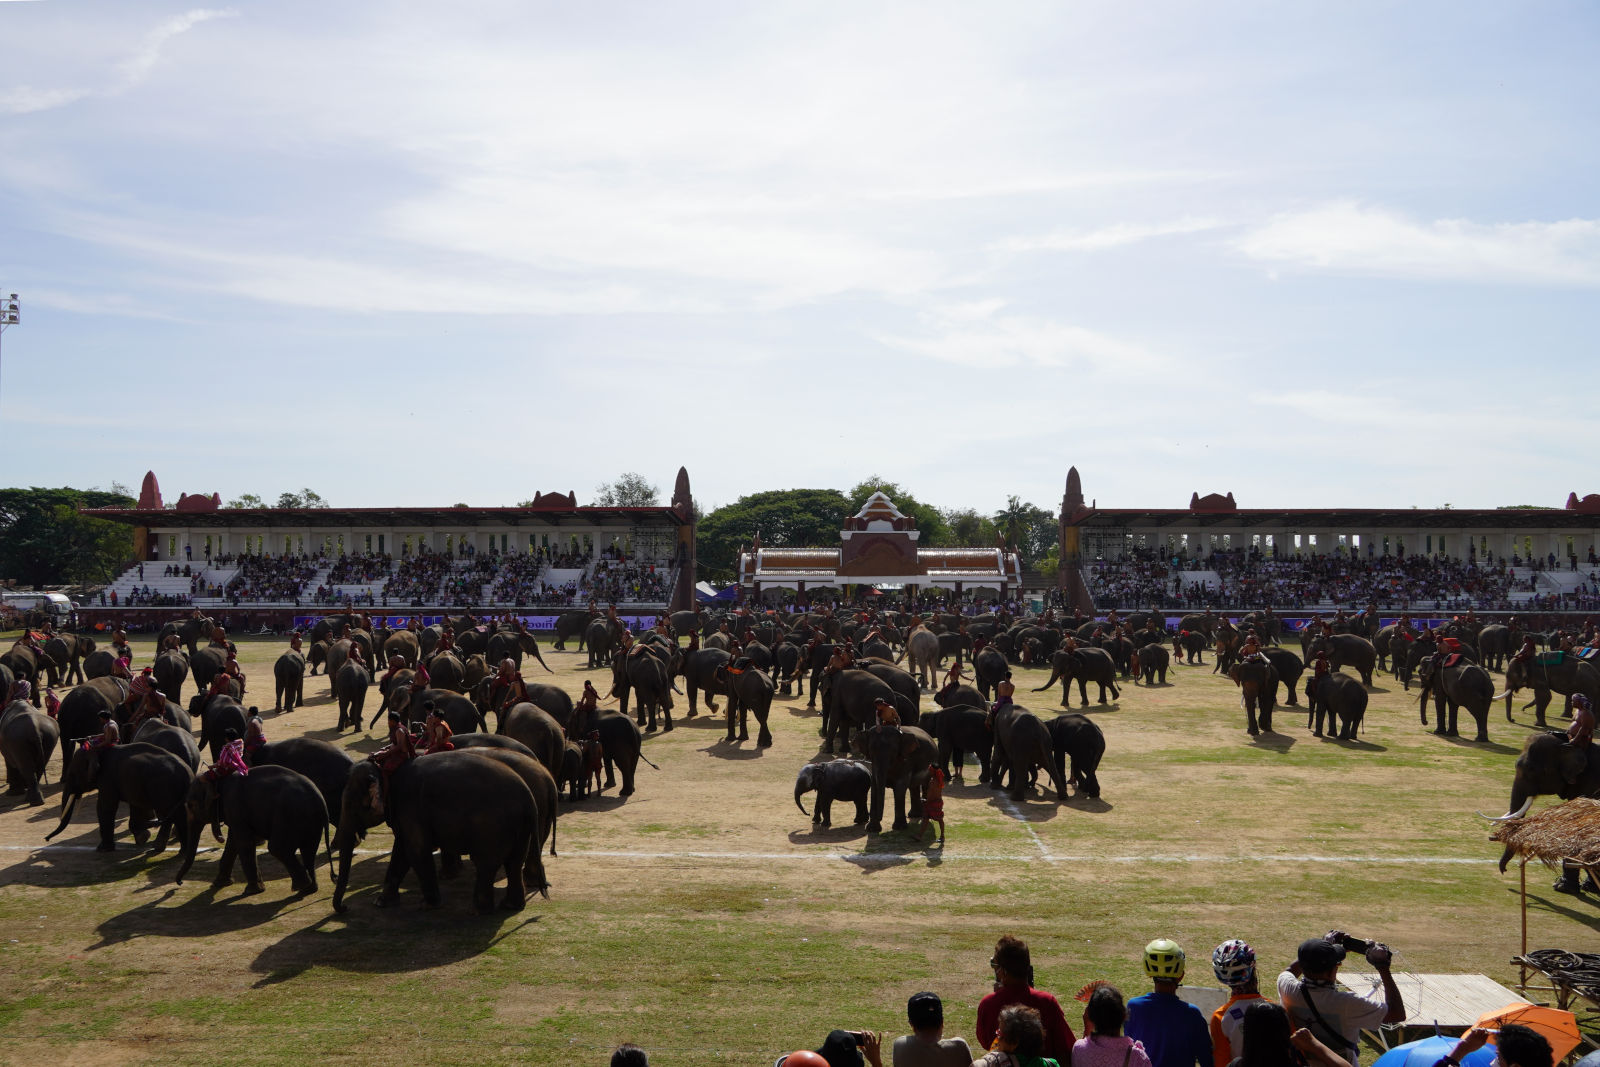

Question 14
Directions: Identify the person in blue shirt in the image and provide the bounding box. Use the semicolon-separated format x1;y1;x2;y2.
1125;939;1211;1067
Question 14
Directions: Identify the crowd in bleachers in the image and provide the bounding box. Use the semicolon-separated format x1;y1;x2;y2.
326;553;392;585
1088;546;1519;610
224;555;317;604
585;559;671;603
113;586;195;607
383;553;453;604
492;553;546;604
441;557;499;607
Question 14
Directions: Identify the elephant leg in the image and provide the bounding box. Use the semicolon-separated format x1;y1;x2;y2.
376;845;413;907
128;803;153;845
619;753;636;797
1246;700;1259;737
96;794;119;851
724;701;737;743
239;838;266;894
738;704;750;743
499;843;528;912
686;685;699;718
213;835;241;888
413;845;443;909
661;695;673;733
756;706;772;748
815;795;829;826
470;852;497;913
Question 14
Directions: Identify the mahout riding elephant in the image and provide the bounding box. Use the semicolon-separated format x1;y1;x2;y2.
423;652;465;694
453;746;558;869
331;752;539;913
377;687;482;735
188;693;249;760
335;661;371;732
1034;648;1120;707
486;627;554;674
497;703;566;777
45;741;193;852
675;646;732;716
898;628;942;689
1417;654;1494;742
919;705;993;784
82;649;115;680
1306;634;1377;687
1172;629;1207;665
856;662;921;727
1046;713;1105;798
612;648;677;733
248;736;355;818
1306;671;1367;740
586;618;623;669
715;662;775;746
933;683;986;712
476;679;574;732
382;628;420;667
552;609;597;651
991;704;1066;803
158;615;214;657
190;646;228;695
1477;625;1513;672
2;698;60;805
57;677;135;766
151;649;189;702
973;647;1009;700
794;759;872;827
0;644;55;704
133;719;200;770
42;634;93;686
1498;653;1600;728
1263;648;1305;706
175;765;327;895
851;722;936;833
1483;733;1600;890
820;669;902;756
273;650;306;712
1228;659;1279;736
1129;644;1169;685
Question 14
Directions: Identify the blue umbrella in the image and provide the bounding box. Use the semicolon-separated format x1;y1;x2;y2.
1373;1035;1496;1067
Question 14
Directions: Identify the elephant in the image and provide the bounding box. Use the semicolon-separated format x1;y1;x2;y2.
1484;733;1599;890
990;704;1067;803
1306;671;1367;740
57;677;137;766
45;741;193;852
175;765;327;895
898;628;942;689
453;746;558;864
273;651;306;712
132;719;201;771
1417;654;1494;742
378;687;483;735
157;615;214;657
611;649;677;733
920;705;993;784
475;679;574;732
485;627;554;675
1047;713;1105;798
1034;648;1121;707
332;753;539;914
309;613;364;644
1128;644;1169;685
558;740;595;801
188;693;249;760
1228;660;1280;736
1498;653;1600;728
423;652;466;694
0;644;56;704
1172;629;1207;665
1306;634;1377;687
1263;648;1306;706
451;732;536;759
382;629;421;667
972;648;1010;700
675;647;733;716
586;618;623;669
152;650;190;702
497;703;566;777
42;633;94;686
1477;624;1513;672
715;662;775;746
851;723;936;833
857;662;922;728
772;641;804;696
668;609;701;641
793;759;872;827
820;669;901;756
82;649;115;680
334;661;372;732
552;609;597;651
2;698;60;805
247;736;355;818
190;646;228;696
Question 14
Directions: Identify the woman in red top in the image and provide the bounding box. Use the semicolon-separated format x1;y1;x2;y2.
977;935;1076;1061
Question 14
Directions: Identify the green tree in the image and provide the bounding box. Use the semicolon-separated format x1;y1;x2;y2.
0;487;136;587
845;476;947;544
936;507;998;547
592;473;659;508
696;489;852;579
274;489;330;509
226;493;265;509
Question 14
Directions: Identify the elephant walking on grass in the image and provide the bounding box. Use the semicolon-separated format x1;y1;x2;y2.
175;765;328;896
852;723;935;834
1307;672;1367;740
1482;733;1599;892
2;698;60;805
991;704;1067;803
1035;648;1120;707
1417;654;1494;742
46;742;193;852
1228;660;1279;736
794;759;872;827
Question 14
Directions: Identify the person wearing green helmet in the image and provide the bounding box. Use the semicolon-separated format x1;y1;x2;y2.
1125;939;1211;1067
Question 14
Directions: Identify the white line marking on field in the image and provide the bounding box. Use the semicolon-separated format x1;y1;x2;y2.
995;796;1054;861
0;844;1494;865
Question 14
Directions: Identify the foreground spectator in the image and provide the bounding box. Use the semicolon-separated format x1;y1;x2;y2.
1231;1001;1346;1067
1436;1027;1550;1067
973;1005;1061;1067
1277;936;1404;1066
1125;940;1210;1067
894;992;971;1067
611;1044;649;1067
977;936;1074;1061
1207;940;1265;1067
1072;985;1149;1067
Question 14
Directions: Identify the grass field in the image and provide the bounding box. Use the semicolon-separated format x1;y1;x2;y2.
1;634;1596;1066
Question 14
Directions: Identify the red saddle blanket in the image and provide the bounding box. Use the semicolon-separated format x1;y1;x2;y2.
1443;653;1463;668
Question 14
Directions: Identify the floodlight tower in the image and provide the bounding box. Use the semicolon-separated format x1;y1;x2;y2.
0;293;17;405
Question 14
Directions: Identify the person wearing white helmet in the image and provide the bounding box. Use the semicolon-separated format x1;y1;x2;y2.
1207;940;1265;1067
1125;939;1211;1067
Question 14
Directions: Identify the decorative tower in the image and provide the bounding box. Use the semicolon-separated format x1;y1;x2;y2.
1057;466;1096;613
670;467;697;612
137;471;163;509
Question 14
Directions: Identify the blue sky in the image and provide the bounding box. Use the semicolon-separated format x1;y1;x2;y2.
2;1;1597;515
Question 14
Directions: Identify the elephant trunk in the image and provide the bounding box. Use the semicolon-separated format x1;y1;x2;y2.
794;781;811;816
331;828;358;913
44;791;80;841
1032;664;1064;693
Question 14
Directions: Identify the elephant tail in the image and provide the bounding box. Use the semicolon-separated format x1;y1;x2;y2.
638;751;661;771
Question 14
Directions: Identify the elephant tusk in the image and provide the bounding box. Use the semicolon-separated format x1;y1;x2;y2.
1491;690;1512;702
1475;798;1534;822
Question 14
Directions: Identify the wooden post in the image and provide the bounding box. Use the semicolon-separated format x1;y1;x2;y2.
1520;857;1528;991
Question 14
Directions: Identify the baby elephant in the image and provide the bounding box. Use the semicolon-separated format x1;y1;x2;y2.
794;759;872;828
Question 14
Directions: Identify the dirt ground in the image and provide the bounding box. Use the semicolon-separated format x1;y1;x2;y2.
1;633;1596;1065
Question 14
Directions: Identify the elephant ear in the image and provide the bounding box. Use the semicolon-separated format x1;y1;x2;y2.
899;729;920;758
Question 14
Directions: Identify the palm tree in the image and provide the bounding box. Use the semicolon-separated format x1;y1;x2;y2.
993;495;1028;554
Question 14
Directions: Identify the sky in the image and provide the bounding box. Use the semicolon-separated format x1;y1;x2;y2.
2;1;1597;516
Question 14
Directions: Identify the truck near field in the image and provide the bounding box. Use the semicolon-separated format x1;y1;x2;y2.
0;591;74;621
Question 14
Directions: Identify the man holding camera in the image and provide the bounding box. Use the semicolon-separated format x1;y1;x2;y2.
1277;932;1404;1066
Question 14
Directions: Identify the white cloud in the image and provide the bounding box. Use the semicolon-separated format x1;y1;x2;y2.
996;216;1224;253
1236;201;1600;287
0;8;235;115
876;302;1169;372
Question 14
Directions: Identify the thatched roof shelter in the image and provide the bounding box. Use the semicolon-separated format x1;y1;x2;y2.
1490;798;1600;871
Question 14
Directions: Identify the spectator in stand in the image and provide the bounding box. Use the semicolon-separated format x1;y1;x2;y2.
1207;941;1264;1067
894;992;971;1067
976;935;1075;1061
973;1006;1061;1067
1072;985;1149;1067
1125;940;1210;1067
1231;1002;1347;1067
1277;935;1403;1066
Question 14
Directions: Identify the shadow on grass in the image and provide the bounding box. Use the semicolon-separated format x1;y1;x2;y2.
674;712;726;729
700;739;766;760
1248;731;1297;752
89;882;322;949
986;792;1061;823
787;824;867;845
1441;735;1520;756
1521;888;1600;937
6;835;186;888
1062;795;1113;814
1322;735;1387;752
566;790;633;812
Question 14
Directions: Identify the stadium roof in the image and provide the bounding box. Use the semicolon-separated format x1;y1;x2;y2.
1069;508;1600;529
81;505;687;529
